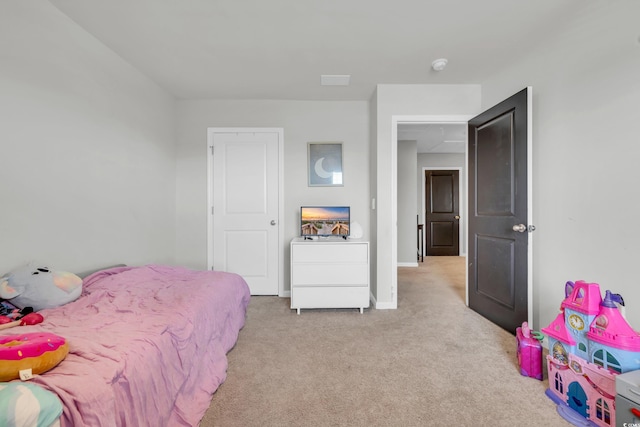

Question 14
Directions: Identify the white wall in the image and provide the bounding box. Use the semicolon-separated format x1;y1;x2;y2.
0;2;177;274
397;141;418;265
175;100;370;293
417;153;466;255
479;2;640;331
373;85;481;307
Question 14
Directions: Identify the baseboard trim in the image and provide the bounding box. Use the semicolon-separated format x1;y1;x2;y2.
375;301;397;309
397;262;418;267
370;289;396;310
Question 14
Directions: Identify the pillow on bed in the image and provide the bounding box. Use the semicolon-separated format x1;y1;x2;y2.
0;382;63;427
0;263;82;311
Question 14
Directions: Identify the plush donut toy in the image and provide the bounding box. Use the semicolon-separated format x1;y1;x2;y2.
0;332;68;381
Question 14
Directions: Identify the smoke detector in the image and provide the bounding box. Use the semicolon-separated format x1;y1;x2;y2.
431;58;448;71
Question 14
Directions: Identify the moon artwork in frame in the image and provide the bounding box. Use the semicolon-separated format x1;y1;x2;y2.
308;142;343;186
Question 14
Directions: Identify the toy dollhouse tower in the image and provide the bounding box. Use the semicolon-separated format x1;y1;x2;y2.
587;290;640;373
542;280;602;363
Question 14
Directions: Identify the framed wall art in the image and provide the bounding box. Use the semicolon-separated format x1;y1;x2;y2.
308;142;343;187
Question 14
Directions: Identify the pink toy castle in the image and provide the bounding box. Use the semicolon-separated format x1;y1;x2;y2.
542;280;640;427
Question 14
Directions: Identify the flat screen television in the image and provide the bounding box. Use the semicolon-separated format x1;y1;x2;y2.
300;206;350;238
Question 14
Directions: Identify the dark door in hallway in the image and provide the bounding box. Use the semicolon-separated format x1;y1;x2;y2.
468;88;531;334
425;170;460;256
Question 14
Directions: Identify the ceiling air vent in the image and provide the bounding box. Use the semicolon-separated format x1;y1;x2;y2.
320;75;351;86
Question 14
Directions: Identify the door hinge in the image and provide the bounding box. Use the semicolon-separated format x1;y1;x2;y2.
210;145;214;155
211;206;214;215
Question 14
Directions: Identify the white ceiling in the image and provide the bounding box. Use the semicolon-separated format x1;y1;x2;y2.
48;0;588;102
47;1;590;154
398;123;467;154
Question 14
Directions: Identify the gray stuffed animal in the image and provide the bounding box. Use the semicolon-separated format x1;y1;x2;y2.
0;263;82;311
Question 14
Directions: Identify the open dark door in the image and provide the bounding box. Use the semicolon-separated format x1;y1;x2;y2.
468;88;532;334
425;170;460;256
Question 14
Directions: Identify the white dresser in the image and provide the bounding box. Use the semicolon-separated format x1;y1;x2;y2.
290;237;370;314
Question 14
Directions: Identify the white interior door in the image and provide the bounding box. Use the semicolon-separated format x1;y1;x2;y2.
208;128;282;295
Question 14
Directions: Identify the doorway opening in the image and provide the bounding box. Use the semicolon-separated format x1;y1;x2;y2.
391;88;533;333
392;115;472;308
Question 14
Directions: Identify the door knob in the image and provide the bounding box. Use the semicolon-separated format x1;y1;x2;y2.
270;220;277;226
512;224;527;233
454;215;460;220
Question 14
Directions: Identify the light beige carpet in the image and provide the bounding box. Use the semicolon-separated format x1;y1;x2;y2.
200;257;571;426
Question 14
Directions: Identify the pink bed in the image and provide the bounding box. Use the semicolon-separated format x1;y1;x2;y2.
0;264;250;426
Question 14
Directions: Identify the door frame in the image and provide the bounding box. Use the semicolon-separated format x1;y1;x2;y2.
392;115;473;309
421;167;465;258
525;89;534;327
206;127;285;296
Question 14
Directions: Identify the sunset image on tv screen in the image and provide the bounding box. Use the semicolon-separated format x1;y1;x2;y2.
301;207;349;236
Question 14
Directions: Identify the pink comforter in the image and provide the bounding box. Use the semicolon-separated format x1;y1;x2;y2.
1;265;250;427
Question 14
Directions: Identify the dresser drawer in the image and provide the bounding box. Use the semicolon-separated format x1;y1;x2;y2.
291;243;368;264
291;286;370;310
292;263;368;287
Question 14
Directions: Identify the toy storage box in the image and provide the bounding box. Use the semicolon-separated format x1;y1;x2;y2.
516;322;543;380
616;370;640;427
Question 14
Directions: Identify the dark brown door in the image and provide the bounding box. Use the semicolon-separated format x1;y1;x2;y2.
425;170;459;256
468;88;530;334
